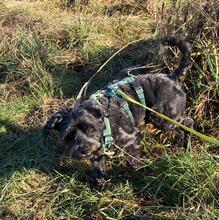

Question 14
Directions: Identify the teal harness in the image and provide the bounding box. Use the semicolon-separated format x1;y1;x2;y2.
90;76;146;152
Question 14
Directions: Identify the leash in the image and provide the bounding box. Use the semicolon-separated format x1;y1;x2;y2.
117;90;219;145
75;36;148;101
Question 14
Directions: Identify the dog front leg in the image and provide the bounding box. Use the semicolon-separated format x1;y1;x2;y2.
92;155;107;178
118;129;142;168
124;141;142;169
90;155;107;188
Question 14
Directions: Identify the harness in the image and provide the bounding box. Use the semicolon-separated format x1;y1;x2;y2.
90;76;146;152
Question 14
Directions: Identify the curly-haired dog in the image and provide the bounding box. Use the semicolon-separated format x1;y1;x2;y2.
45;36;194;185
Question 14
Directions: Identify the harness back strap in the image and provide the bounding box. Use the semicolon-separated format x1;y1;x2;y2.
106;88;135;124
106;76;146;124
124;76;146;106
129;81;146;106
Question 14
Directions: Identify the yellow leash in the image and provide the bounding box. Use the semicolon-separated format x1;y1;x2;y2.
117;89;219;145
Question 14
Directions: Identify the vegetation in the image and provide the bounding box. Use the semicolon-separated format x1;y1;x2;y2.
0;0;218;219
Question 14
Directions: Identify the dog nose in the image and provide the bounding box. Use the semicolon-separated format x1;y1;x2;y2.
79;148;89;155
70;145;89;157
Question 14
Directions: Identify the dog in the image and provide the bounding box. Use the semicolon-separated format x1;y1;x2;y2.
44;36;194;186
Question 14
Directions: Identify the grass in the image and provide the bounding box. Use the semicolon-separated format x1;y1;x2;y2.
0;0;219;219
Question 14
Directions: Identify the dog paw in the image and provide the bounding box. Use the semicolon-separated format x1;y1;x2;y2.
90;177;111;191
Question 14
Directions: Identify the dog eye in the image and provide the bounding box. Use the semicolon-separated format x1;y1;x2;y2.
64;130;76;143
78;123;95;133
87;127;95;133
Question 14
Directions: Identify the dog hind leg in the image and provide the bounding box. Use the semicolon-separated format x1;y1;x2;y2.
176;117;194;151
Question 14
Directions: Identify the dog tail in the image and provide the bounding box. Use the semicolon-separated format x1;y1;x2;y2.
162;36;192;80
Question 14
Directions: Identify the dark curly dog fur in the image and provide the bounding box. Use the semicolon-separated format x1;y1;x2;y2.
45;36;194;185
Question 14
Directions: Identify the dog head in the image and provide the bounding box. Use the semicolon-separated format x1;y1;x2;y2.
44;100;105;160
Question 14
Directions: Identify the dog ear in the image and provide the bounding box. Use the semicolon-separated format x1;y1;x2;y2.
44;108;69;134
44;113;63;134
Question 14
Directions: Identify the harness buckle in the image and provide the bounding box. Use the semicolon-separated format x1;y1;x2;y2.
135;86;143;94
121;101;128;108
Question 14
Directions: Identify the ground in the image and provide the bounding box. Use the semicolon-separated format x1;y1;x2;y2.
0;0;219;219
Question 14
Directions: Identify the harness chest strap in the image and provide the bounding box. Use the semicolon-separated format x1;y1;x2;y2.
102;117;113;151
